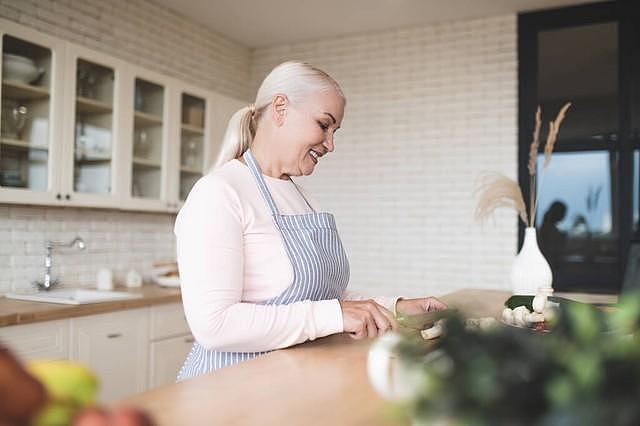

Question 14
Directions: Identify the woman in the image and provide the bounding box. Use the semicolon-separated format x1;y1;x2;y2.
175;61;446;380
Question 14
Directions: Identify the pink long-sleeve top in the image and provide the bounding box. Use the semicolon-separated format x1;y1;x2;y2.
174;159;398;353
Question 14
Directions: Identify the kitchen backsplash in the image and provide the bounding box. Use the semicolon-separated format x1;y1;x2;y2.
0;205;175;294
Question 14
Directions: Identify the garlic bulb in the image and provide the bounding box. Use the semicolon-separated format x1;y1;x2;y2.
532;292;548;314
513;306;529;327
421;319;444;340
525;312;545;324
502;308;514;324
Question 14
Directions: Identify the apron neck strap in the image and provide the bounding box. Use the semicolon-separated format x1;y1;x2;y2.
243;150;280;216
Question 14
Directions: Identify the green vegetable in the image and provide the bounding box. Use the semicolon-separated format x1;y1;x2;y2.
396;290;640;425
504;295;534;310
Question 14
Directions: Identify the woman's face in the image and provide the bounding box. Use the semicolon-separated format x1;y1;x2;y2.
276;90;344;177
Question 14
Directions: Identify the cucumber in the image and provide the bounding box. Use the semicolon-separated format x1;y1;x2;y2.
504;295;534;311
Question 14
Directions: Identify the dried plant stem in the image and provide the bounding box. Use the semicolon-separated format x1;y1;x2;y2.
532;102;572;225
475;173;529;226
529;174;535;227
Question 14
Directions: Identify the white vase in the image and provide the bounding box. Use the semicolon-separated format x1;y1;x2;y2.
510;227;553;295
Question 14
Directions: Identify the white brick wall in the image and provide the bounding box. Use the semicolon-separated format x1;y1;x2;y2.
251;15;519;298
0;0;252;99
0;2;520;298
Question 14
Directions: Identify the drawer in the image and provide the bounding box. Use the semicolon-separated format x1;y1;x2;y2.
0;319;70;361
149;333;194;388
150;303;190;340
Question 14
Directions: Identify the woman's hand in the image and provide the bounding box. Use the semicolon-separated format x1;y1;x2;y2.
395;297;448;317
339;300;399;339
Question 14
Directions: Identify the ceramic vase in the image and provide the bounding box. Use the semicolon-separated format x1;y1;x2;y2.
510;227;553;295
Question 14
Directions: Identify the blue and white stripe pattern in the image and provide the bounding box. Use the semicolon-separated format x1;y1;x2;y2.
177;150;349;381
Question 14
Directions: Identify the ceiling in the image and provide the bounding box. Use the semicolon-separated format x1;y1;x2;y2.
154;0;600;49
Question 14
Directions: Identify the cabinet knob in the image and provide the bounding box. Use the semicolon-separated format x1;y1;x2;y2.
107;333;122;339
56;193;61;200
65;194;71;200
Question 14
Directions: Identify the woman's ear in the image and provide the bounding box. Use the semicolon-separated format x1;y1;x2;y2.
271;94;288;127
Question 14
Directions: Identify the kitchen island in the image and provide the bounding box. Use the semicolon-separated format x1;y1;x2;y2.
120;289;617;425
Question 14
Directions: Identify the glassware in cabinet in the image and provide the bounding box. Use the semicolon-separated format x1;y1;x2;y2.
179;94;205;200
1;34;51;190
131;78;164;199
72;58;114;194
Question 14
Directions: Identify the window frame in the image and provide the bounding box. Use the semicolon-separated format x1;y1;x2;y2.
517;0;639;293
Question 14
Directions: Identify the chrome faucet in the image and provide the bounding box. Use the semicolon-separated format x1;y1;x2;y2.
33;236;86;291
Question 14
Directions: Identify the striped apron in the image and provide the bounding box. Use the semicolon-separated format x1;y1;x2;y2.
177;149;350;381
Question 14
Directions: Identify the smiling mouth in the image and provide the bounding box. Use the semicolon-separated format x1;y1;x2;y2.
309;149;320;164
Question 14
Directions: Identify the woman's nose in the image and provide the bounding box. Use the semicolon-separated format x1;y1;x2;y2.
323;134;335;152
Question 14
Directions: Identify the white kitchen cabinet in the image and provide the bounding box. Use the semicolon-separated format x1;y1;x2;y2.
0;318;70;361
0;19;66;205
148;303;193;388
0;302;193;400
70;308;149;402
59;43;126;209
0;17;246;212
149;334;194;388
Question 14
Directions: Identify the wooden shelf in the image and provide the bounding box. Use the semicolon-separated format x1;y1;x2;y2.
1;137;48;150
2;80;50;100
134;111;163;128
75;156;111;164
76;96;113;115
180;166;202;174
181;123;204;135
132;157;162;168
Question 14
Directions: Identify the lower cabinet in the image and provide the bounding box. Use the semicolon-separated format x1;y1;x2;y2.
0;302;193;402
149;334;194;387
70;308;149;402
0;319;69;360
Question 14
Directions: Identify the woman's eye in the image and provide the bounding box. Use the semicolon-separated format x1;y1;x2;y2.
317;121;329;131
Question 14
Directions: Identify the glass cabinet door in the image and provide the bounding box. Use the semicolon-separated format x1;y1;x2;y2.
72;58;114;195
0;35;52;191
179;93;205;201
131;78;164;200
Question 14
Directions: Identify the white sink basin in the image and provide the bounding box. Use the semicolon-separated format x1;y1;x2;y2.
5;288;143;305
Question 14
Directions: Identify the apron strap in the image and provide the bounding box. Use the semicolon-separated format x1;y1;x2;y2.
243;150;280;216
289;178;316;213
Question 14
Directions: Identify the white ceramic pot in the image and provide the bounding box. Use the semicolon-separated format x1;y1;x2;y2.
2;53;42;84
510;227;553;295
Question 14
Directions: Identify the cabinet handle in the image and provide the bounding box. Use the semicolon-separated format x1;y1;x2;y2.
65;194;71;200
107;333;122;339
184;337;195;344
56;193;61;200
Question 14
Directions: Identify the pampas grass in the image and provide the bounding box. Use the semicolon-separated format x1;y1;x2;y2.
476;102;571;227
475;173;529;225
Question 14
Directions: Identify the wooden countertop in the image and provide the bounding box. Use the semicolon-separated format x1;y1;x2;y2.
0;285;181;327
121;288;619;425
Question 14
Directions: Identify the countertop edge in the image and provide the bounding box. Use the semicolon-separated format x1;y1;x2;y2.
0;286;182;328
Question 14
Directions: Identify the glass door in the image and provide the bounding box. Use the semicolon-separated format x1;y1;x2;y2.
0;34;52;193
179;93;206;201
72;58;115;195
131;78;165;200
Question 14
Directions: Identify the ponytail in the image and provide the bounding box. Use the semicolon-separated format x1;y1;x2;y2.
213;104;257;168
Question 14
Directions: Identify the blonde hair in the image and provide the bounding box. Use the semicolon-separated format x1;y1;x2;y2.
213;61;345;168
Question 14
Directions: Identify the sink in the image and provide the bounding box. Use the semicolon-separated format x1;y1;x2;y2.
5;288;143;305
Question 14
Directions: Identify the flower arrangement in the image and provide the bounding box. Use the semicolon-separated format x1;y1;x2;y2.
475;103;572;227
